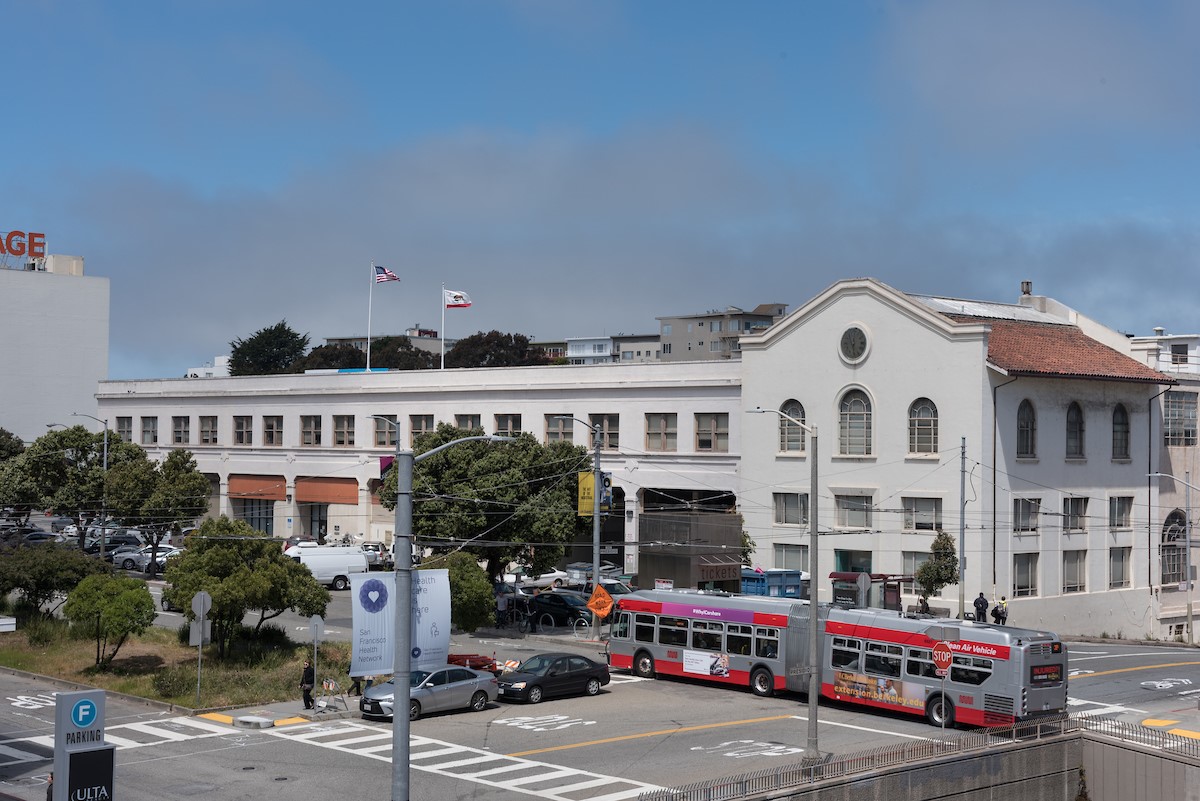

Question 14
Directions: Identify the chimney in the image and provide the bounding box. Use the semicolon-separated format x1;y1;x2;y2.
1154;327;1165;336
1020;281;1032;296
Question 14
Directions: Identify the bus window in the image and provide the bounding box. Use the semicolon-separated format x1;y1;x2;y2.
864;642;902;677
727;624;752;656
692;620;724;651
906;648;939;679
658;616;688;646
831;636;862;671
950;655;993;686
634;614;656;643
754;627;780;659
613;612;630;640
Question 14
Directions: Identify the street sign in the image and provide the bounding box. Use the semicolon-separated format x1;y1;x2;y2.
932;641;954;677
309;615;324;642
192;590;212;618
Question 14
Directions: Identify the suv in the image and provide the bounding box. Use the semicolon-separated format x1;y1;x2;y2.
362;542;394;570
84;532;146;556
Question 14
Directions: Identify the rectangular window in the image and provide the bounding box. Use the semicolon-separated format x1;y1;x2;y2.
835;495;872;529
645;413;677;452
695;413;729;452
589;413;619;450
662;323;672;335
1109;496;1133;529
831;636;862;671
410;414;434;446
902;497;942;531
727;623;752;656
754;627;779;659
199;416;217;445
772;492;808;526
657;616;688;646
835;549;873;574
455;414;481;430
691;620;724;651
634;613;655;643
662;343;672;355
1063;550;1086;593
373;415;396;447
1164;391;1198;446
333;415;354;447
263;416;283;446
545;415;572;443
1014;553;1039;597
115;417;132;443
709;340;720;352
864;642;903;678
1109;546;1132;589
773;543;808;571
622;351;633;361
1062;497;1088;533
233;416;252;445
172;416;189;445
1172;343;1189;365
141;417;158;445
1014;498;1040;533
241;498;274;536
301;415;322;446
902;552;932;594
494;414;522;437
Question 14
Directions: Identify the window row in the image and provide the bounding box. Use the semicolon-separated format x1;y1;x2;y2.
772;493;942;533
114;412;731;452
772;395;937;457
1013;548;1133;597
618;613;780;659
1017;399;1136;460
831;635;994;686
1011;496;1135;535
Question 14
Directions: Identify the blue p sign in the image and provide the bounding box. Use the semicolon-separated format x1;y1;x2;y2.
71;699;97;728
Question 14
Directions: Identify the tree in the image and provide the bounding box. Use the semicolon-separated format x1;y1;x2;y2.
0;427;24;462
422;552;494;634
444;331;549;368
369;336;436;370
288;344;365;371
139;450;211;575
0;544;106;616
63;574;157;668
229;320;310;376
914;530;960;601
380;423;590;582
163;516;329;657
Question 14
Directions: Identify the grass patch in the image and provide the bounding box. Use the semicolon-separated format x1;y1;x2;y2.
0;622;352;710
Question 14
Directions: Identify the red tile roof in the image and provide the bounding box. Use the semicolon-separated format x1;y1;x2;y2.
946;316;1174;384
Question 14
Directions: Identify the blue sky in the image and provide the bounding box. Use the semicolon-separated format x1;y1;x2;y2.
5;1;1198;379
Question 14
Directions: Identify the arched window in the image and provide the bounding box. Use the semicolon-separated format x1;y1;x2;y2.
839;390;872;455
1162;510;1188;584
1112;404;1130;460
779;400;806;452
1066;402;1085;458
1017;400;1037;458
908;398;938;454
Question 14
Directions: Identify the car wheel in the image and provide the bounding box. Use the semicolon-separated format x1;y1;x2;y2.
121;558;135;570
469;691;488;712
552;579;563;588
750;667;774;697
409;700;421;721
528;686;544;704
585;677;601;696
634;651;655;679
333;576;349;591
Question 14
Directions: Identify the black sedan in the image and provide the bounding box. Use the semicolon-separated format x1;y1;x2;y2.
529;590;593;629
496;652;610;704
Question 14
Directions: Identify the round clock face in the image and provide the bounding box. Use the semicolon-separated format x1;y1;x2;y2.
840;327;867;360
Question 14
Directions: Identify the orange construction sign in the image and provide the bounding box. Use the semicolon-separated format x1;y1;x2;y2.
587;585;613;619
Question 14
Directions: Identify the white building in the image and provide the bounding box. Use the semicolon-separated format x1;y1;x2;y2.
1;254;109;444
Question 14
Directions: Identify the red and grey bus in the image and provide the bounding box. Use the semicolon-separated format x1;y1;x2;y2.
606;588;1067;727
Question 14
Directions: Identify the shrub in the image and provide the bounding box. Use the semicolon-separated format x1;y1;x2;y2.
152;666;193;699
24;616;68;647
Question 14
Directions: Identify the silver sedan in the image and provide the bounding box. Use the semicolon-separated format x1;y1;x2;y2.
359;665;498;721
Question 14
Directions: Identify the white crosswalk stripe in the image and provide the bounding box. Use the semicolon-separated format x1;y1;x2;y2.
269;720;662;801
1;716;237;765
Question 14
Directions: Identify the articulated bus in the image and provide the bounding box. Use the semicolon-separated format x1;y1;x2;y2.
607;589;1067;727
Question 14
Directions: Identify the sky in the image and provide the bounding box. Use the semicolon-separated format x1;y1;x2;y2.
4;1;1198;380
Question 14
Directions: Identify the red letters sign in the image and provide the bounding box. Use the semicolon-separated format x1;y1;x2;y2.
0;230;47;259
932;641;954;675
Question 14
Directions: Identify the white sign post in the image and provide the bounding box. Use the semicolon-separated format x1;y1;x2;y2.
192;590;212;706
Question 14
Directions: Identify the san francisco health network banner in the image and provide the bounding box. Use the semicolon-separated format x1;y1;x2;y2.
350;570;451;676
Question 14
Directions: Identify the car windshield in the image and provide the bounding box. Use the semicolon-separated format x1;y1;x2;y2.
409;670;432;687
516;655;556;675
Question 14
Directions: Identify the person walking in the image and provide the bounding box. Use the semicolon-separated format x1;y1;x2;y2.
348;674;362;696
993;596;1009;626
973;592;988;622
300;660;315;710
495;590;509;628
45;771;52;801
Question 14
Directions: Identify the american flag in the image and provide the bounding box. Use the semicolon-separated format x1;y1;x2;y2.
374;265;400;283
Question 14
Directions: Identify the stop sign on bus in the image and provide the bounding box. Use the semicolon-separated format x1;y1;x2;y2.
932;641;954;676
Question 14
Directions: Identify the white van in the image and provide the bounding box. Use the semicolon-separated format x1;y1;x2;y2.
284;545;369;590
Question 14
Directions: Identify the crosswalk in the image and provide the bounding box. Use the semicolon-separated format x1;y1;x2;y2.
0;715;235;767
268;720;663;801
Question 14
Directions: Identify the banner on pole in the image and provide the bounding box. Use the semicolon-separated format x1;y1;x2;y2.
350;573;396;676
411;569;451;670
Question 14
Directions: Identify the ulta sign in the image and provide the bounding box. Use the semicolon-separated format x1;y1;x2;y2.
0;229;47;258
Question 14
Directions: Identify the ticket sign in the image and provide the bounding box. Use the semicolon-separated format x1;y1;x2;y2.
54;690;114;801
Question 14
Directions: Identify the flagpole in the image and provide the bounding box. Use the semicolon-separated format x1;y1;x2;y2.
440;283;446;370
367;261;375;371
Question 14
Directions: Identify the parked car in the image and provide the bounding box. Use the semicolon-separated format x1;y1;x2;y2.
528;589;594;628
361;542;394;569
43;515;75;532
496;652;610;704
84;532;146;556
106;543;144;566
21;530;63;544
519;569;572;589
359;665;498;721
133;546;184;573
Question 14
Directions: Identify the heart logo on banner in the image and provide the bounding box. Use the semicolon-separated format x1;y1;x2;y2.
359;579;389;613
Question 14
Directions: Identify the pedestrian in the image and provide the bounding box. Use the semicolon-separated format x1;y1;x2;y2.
994;596;1009;626
45;771;52;801
348;674;362;696
496;590;509;628
973;592;988;622
918;596;930;615
300;659;315;710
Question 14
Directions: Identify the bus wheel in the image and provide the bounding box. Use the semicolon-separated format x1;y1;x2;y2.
925;694;955;727
750;667;774;697
633;651;655;678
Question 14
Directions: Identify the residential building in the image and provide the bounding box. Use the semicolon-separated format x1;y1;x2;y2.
565;336;615;365
613;333;661;363
658;304;787;361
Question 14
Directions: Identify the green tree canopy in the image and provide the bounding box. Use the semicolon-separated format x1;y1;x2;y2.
444;331;549;368
163;516;329;657
289;343;365;371
0;544;106;616
0;427;24;462
422;552;494;634
381;423;590;582
369;336;437;370
64;574;157;668
229;320;310;376
914;530;961;601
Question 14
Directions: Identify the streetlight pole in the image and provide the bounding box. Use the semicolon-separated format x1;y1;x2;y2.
72;412;109;562
1151;471;1196;645
749;407;819;760
556;417;603;640
371;417;511;801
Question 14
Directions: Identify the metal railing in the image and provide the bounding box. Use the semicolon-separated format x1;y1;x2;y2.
637;714;1200;801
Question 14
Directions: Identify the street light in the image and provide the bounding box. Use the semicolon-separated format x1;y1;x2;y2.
556;416;604;640
748;406;820;760
72;412;109;562
371;417;512;801
1151;471;1196;645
